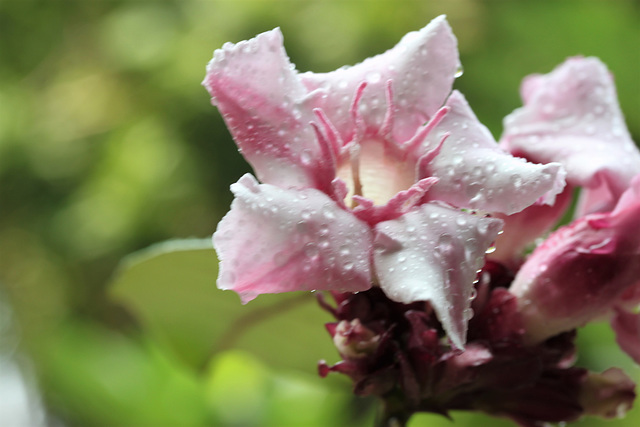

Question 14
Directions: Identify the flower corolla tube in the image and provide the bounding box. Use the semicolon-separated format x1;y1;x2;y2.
203;16;565;349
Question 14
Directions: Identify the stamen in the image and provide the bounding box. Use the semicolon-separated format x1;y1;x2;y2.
349;143;363;203
313;108;343;160
350;82;368;144
310;121;337;195
405;105;449;153
417;133;449;178
380;80;396;139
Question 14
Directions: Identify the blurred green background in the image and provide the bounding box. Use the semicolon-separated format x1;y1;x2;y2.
1;0;639;426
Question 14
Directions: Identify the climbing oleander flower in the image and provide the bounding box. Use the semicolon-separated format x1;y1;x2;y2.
501;57;640;359
510;174;640;344
501;57;640;217
204;16;565;349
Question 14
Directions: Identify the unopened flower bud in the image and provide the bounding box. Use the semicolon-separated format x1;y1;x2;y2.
332;319;380;359
579;368;636;419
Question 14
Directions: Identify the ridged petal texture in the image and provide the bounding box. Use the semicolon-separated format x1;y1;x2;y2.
510;175;640;343
300;15;460;143
373;203;503;348
422;91;566;214
214;174;372;303
501;57;640;215
203;29;329;190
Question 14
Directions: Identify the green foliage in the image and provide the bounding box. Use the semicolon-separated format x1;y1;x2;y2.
1;1;639;426
109;239;335;373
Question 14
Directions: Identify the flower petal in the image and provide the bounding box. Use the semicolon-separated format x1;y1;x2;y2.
300;15;460;143
501;57;640;215
373;203;503;349
419;91;566;215
489;186;574;267
203;29;330;189
611;308;640;365
214;174;372;302
510;175;640;343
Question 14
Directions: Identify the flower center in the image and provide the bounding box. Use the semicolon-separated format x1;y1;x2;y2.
337;139;416;207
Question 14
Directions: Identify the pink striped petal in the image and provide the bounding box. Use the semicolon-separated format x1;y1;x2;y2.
489;186;574;267
203;29;330;189
373;203;503;349
214;174;372;302
419;91;566;215
501;57;640;215
300;15;460;143
510;175;640;343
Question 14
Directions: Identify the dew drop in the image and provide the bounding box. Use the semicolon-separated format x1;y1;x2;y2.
464;308;474;320
454;64;464;78
511;174;522;189
366;71;382;83
451;154;464;165
304;243;319;258
296;221;308;233
322;205;336;219
300;150;313;165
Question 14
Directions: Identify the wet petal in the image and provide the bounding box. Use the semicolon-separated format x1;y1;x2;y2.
300;15;460;143
501;57;640;215
373;203;503;349
203;29;329;189
510;176;640;343
214;174;372;302
419;91;566;214
489;186;573;267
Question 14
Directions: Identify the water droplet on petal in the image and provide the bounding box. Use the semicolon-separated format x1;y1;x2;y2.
322;205;336;219
454;64;464;78
464;308;474;320
304;243;319;258
300;150;313;165
511;174;523;189
366;71;382;83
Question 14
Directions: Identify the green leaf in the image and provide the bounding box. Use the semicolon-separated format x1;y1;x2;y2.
39;321;214;427
109;239;336;373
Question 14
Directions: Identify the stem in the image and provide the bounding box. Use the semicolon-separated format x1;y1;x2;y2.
375;397;412;427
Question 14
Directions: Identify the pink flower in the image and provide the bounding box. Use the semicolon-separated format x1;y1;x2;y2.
510;175;640;343
502;57;640;352
501;57;640;217
204;16;565;348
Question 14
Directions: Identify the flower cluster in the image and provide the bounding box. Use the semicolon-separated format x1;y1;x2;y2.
204;16;639;425
318;266;634;426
